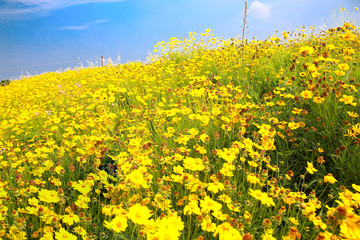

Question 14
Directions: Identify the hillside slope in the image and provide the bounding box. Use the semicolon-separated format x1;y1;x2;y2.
0;24;359;239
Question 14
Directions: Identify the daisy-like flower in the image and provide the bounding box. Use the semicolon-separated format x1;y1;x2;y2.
104;215;128;233
340;212;360;239
207;181;225;194
326;44;336;50
128;203;152;225
313;96;325;104
200;196;222;213
38;189;60;203
184;200;201;215
288;122;301;130
300;90;313;100
249;189;275;206
324;173;338;184
289;217;299;225
55;228;77;240
183;157;205;171
213;222;242;240
338;63;350;71
62;213;80;226
306;162;318;174
299;46;314;56
347;111;359;118
353;184;360;192
247;173;260;184
340;95;357;106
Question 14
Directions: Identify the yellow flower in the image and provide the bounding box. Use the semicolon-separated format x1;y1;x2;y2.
347;111;359;118
247;173;260;184
353;184;360;192
75;195;90;209
201;215;217;232
175;135;190;145
72;180;93;195
55;165;65;175
288;226;301;240
128;203;152;225
313;97;325;104
55;228;77;240
289;217;299;225
213;222;242;240
338;63;350;71
104;215;128;233
288;122;301;130
184;200;201;215
299;72;306;77
218;194;232;204
300;90;313;100
149;214;183;239
183;157;205;171
200;196;222;213
292;108;303;114
73;226;87;236
38;189;60;203
335;70;345;76
249;189;275;206
340;95;357;106
211;107;222;116
200;133;210;143
188;128;199;138
207;181;225;194
326;44;336;50
340;212;360;239
324;173;338;184
299;46;314;55
306;162;318;174
62;213;80;226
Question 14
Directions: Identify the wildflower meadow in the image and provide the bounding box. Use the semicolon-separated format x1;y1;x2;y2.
0;19;360;240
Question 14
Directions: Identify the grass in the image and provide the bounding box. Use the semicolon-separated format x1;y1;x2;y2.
0;22;359;240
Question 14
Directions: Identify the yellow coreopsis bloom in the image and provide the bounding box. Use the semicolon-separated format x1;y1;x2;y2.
306;162;318;174
340;212;360;239
324;173;338;184
128;203;152;225
247;173;260;184
184;200;201;215
183;157;205;171
347;111;359;118
62;213;80;226
200;196;222;213
340;95;357;106
288;122;301;130
300;90;313;100
338;63;350;71
55;228;77;240
104;215;128;233
201;215;217;232
299;46;314;55
326;44;336;50
213;222;242;240
38;189;60;203
353;184;360;192
207;181;225;194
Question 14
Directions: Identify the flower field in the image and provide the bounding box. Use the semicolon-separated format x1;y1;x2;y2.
0;23;360;240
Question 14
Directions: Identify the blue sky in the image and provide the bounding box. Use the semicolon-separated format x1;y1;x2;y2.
0;0;358;80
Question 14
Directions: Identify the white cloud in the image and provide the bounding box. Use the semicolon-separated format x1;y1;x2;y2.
0;0;124;19
248;0;271;19
59;19;108;30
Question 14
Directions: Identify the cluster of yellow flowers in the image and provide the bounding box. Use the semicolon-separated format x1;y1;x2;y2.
0;22;359;239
